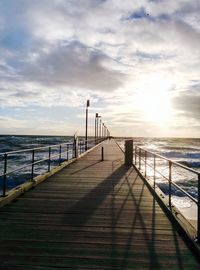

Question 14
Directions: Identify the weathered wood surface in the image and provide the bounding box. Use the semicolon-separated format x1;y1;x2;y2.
0;139;199;269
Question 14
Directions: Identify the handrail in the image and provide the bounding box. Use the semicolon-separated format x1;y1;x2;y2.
136;149;198;204
137;146;199;175
134;145;200;242
135;152;170;182
171;182;198;204
0;150;70;178
0;142;73;156
0;137;107;197
135;146;200;197
0;137;103;156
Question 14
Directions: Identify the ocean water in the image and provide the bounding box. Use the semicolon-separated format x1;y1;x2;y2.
0;135;86;192
116;137;200;221
135;137;200;196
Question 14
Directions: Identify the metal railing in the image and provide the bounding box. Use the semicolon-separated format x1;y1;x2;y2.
134;145;200;242
0;137;105;197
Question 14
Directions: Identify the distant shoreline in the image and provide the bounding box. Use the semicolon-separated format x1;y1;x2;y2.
0;134;200;139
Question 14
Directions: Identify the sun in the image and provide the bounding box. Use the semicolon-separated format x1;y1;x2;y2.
135;74;172;124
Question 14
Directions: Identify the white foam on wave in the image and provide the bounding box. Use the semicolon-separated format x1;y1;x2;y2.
172;195;197;221
172;196;191;208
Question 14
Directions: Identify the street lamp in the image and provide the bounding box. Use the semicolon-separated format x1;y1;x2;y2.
95;113;98;143
95;114;101;142
85;99;90;151
99;117;102;139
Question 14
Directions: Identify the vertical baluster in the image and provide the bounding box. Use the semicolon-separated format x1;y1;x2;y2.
139;148;141;170
3;153;7;197
48;147;51;172
198;174;200;243
145;151;147;178
74;138;77;158
59;145;62;165
31;149;35;181
153;154;156;189
67;144;69;160
135;146;137;165
169;161;172;208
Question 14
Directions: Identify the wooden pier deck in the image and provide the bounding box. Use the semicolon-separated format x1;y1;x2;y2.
0;139;199;269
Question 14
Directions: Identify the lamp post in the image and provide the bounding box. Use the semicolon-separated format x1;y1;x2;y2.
95;113;98;143
96;113;100;142
99;117;102;139
85;99;90;151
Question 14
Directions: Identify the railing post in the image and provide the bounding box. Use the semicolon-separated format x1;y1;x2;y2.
124;140;133;166
67;144;69;160
169;161;172;208
198;174;200;243
145;151;147;178
73;136;78;158
101;147;104;161
3;153;7;197
135;146;137;165
59;145;62;165
31;150;35;181
139;148;141;170
153;154;156;189
48;147;51;172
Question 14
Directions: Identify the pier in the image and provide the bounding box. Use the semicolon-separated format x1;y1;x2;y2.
0;139;199;269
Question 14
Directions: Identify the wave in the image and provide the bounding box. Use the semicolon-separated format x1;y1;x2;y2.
159;151;200;160
160;146;200;152
0;135;74;153
177;160;200;168
157;182;198;199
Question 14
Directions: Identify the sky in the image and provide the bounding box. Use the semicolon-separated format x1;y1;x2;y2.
0;0;200;137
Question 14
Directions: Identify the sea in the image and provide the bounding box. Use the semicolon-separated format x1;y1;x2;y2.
117;137;200;222
0;135;79;191
0;135;200;221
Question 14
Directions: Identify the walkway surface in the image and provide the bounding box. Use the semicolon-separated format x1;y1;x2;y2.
0;139;199;269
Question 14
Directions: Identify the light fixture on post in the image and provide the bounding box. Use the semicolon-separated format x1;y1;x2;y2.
85;99;90;151
96;114;101;142
99;117;102;139
95;113;98;143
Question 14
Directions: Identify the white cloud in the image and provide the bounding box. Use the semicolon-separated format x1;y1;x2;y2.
21;41;125;91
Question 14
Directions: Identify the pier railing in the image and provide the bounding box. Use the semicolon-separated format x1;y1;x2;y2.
134;145;200;242
0;137;105;197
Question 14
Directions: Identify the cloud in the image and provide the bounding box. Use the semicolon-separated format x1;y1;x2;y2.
21;41;125;91
172;90;200;120
0;0;200;136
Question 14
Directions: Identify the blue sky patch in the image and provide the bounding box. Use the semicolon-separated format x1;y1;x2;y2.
1;29;29;50
125;8;151;20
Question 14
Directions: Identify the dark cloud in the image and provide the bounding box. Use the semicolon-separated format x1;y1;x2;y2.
172;90;200;120
21;41;125;92
11;90;37;98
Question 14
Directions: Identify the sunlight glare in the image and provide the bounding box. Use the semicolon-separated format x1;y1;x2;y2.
136;75;172;125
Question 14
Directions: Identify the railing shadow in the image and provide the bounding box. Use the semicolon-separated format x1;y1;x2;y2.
60;160;187;269
113;169;185;269
63;164;129;227
69;161;102;175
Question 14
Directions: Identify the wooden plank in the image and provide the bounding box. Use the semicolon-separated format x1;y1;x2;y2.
0;139;199;269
